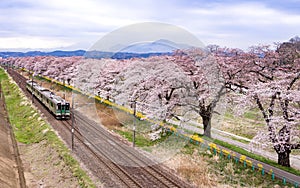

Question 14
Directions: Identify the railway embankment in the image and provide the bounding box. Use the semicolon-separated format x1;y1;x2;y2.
0;68;95;188
0;81;22;188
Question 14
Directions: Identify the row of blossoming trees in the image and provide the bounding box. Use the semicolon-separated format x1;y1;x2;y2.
216;41;300;167
1;38;299;167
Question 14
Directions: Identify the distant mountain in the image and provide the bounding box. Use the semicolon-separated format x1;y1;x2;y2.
0;39;192;59
84;51;114;59
83;39;193;59
84;50;172;59
111;52;173;59
0;49;173;59
120;41;177;54
0;50;86;58
119;39;192;54
154;39;193;50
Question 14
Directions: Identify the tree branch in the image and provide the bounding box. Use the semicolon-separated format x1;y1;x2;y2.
193;81;199;89
210;85;226;110
225;82;248;94
254;94;268;122
268;92;278;118
291;143;300;150
287;72;300;91
165;88;176;101
278;125;290;143
249;70;273;81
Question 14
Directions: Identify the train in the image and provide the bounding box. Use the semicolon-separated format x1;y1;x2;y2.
26;80;70;119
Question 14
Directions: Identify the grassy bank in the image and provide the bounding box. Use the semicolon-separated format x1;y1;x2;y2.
213;138;300;177
0;68;95;188
112;126;297;186
180;143;294;187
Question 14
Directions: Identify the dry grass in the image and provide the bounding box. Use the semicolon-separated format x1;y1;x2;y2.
95;103;125;129
97;111;122;128
165;149;224;188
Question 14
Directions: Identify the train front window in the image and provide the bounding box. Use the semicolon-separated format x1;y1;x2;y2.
57;103;61;110
66;104;70;111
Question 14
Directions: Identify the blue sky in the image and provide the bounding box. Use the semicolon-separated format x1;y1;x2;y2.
0;0;299;51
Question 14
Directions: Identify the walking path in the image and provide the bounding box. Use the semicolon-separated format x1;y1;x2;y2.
168;119;300;170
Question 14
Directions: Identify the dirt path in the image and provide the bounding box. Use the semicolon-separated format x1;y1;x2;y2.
0;83;25;188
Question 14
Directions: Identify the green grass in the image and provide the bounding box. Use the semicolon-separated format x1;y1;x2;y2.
36;75;73;92
114;128;172;147
224;111;235;119
213;139;300;177
243;109;260;119
115;129;150;147
230;136;250;144
0;68;95;188
23;70;73;93
221;107;266;139
182;143;295;187
182;132;300;180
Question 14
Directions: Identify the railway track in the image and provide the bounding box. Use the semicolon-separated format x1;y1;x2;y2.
6;68;141;187
6;68;192;188
73;111;190;187
60;120;144;188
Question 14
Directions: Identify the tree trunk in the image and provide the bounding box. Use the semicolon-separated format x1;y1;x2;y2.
202;115;212;138
277;150;291;167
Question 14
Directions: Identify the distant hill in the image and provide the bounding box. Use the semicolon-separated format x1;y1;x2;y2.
0;49;174;59
84;39;192;59
117;39;192;54
84;50;173;59
0;50;86;58
0;39;193;59
111;52;173;59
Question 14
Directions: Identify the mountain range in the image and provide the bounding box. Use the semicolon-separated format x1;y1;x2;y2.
0;39;193;59
0;50;86;58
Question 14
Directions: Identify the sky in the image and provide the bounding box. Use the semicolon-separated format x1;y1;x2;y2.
0;0;300;51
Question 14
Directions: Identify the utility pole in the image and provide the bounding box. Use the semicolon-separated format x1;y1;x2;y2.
31;71;34;104
0;82;2;99
71;93;75;150
132;100;136;147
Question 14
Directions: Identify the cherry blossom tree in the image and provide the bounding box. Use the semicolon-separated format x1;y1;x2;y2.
218;44;300;167
5;56;82;85
111;56;190;121
171;49;226;138
93;58;131;100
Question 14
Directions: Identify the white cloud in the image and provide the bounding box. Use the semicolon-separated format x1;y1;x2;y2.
187;2;300;26
180;2;300;49
0;0;299;50
0;37;74;49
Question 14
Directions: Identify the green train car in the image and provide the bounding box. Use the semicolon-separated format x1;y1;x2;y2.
26;80;70;119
